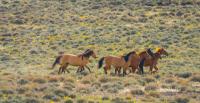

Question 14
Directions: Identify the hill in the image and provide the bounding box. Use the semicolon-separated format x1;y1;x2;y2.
0;0;200;103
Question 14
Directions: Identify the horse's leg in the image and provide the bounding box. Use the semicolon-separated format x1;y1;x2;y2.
154;65;159;73
85;65;91;73
61;64;68;74
149;65;153;74
118;67;121;75
123;68;127;76
63;64;70;73
115;67;118;75
58;66;62;74
139;58;145;74
128;67;132;74
80;66;84;72
76;66;81;73
103;66;108;74
131;66;136;73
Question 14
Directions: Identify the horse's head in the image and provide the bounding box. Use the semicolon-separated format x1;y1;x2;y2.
90;50;97;58
154;52;162;59
156;48;168;56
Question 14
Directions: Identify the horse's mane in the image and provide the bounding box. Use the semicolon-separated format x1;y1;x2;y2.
82;49;93;58
123;51;135;62
146;48;154;58
138;51;146;55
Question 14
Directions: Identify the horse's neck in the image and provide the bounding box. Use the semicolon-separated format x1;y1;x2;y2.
83;55;90;60
139;52;147;58
154;53;161;60
77;54;89;60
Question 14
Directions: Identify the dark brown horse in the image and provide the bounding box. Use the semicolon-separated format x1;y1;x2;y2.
130;48;168;74
52;49;97;74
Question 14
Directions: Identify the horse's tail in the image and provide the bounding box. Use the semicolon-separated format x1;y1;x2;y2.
139;58;145;74
52;55;62;69
98;57;104;69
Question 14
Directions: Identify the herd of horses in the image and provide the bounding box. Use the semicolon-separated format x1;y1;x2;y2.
52;48;168;76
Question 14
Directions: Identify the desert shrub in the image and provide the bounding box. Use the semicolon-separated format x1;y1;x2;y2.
176;72;192;78
81;80;90;84
165;78;175;83
69;94;76;99
138;79;146;86
65;78;75;83
0;96;23;103
145;84;158;91
16;87;28;94
43;94;60;101
77;99;87;103
111;97;126;103
88;100;95;103
190;75;200;82
64;83;75;91
54;89;69;97
92;82;101;89
148;91;160;98
144;77;155;83
18;79;28;85
78;88;92;94
11;19;25;24
173;97;189;103
130;89;144;95
102;96;109;100
33;78;46;84
34;86;47;92
99;77;110;83
24;98;39;103
65;99;73;103
107;87;118;93
0;89;14;94
48;77;58;82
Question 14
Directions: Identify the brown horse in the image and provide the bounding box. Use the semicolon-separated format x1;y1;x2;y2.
52;49;97;74
98;51;136;76
130;48;168;74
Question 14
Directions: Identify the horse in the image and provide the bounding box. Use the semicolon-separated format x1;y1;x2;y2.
130;48;168;74
98;51;136;76
52;49;97;74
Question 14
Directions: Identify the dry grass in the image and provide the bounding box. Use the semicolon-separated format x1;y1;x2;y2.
0;0;200;102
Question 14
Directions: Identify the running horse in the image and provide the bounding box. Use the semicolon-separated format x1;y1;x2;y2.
52;49;97;74
98;51;136;76
130;48;168;74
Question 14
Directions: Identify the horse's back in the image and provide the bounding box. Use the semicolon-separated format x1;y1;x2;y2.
104;55;125;67
60;54;84;66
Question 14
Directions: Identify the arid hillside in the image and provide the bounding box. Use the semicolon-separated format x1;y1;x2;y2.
0;0;200;103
